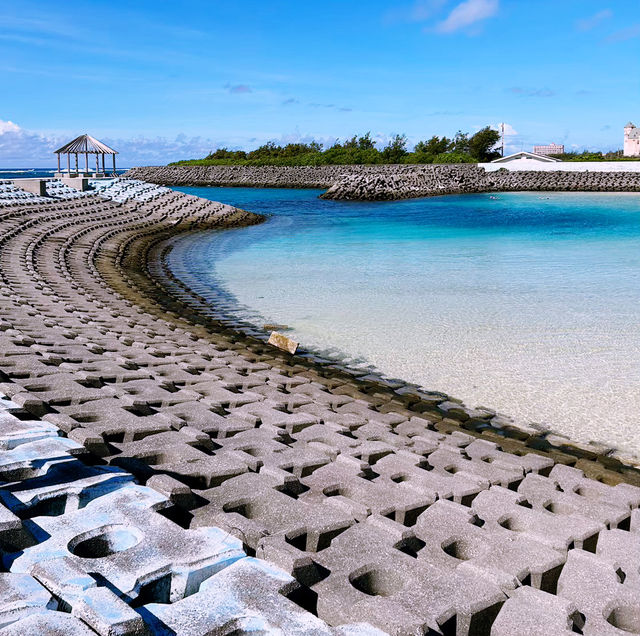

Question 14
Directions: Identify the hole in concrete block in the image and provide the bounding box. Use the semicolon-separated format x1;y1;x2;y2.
68;525;142;558
391;473;410;483
544;500;573;515
607;605;640;633
316;526;348;551
507;478;523;492
222;502;256;519
468;600;504;636
402;505;430;527
570;611;585;634
394;536;426;558
582;533;598;553
442;539;484;561
124;405;157;417
460;492;479;507
349;568;403;597
470;514;485;527
276;481;310;499
292;560;330;587
540;563;564;594
417;459;433;471
517;498;532;509
157;505;195;529
443;465;460;474
131;573;172;607
616;568;627;584
285;584;319;616
19;495;67;518
359;467;379;481
498;516;527;532
618;515;631;531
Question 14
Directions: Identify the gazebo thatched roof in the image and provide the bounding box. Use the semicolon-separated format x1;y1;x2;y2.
55;134;118;155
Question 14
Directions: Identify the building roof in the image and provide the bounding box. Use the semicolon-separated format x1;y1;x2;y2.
54;134;118;155
491;151;561;164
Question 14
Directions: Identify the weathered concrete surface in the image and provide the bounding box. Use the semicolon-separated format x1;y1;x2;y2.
0;179;640;634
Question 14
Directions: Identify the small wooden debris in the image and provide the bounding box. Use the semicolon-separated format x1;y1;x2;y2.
267;331;298;354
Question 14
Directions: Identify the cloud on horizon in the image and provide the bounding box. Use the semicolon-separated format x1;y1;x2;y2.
435;0;499;33
0;120;227;167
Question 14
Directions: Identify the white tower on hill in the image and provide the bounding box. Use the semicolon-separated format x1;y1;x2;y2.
624;122;640;156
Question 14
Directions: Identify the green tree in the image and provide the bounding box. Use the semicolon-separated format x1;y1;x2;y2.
414;135;452;156
468;126;501;161
452;131;470;154
381;134;408;163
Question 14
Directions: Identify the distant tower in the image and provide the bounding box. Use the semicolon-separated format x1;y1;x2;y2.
624;122;640;157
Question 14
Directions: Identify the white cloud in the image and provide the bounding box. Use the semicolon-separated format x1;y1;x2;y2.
0;120;20;134
0;120;232;167
576;9;612;32
495;122;518;136
436;0;499;33
384;0;449;24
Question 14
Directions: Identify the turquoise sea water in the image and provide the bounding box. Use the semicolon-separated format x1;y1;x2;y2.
169;187;640;454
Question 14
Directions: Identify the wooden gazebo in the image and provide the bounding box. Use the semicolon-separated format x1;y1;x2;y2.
54;134;118;177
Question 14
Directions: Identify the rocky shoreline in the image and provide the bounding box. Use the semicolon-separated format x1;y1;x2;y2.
126;164;640;200
1;178;640;635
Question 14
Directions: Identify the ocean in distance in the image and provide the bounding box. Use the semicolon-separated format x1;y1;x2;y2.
169;187;640;455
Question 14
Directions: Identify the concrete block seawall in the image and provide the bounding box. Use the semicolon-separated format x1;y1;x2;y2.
127;164;640;200
2;179;640;634
321;166;640;200
125;164;401;188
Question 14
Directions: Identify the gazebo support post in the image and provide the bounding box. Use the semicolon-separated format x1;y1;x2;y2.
75;153;78;175
112;154;116;176
85;152;89;175
101;154;105;175
57;154;60;173
96;154;99;176
67;153;70;175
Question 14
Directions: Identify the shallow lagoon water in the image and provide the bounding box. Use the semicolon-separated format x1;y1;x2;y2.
169;187;640;455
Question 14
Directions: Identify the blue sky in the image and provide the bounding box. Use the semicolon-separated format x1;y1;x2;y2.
1;0;638;166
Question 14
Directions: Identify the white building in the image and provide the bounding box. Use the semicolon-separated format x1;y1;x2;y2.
490;151;561;167
624;122;640;157
533;143;564;156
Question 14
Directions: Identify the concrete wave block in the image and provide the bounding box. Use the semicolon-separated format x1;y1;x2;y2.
490;586;581;635
0;412;59;450
0;572;56;629
144;556;382;635
557;549;640;635
0;612;97;635
473;486;602;552
12;485;245;603
0;460;135;517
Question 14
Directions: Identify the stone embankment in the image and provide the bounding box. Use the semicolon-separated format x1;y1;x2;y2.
1;178;640;635
127;164;640;201
126;164;389;188
321;166;640;200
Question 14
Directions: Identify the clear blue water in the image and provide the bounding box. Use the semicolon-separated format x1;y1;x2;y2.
168;187;640;453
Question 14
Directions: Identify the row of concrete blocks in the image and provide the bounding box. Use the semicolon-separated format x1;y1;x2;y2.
0;397;382;635
2;400;640;635
1;192;640;634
